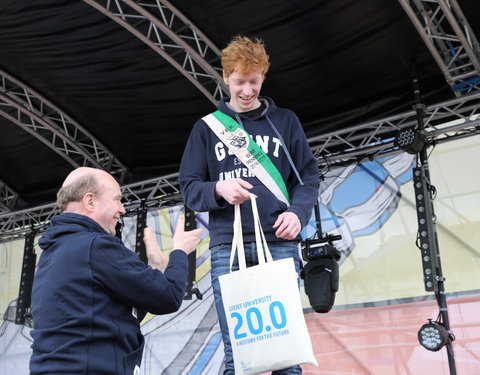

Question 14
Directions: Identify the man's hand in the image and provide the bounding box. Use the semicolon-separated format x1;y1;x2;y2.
273;212;301;240
144;226;168;272
215;178;253;205
173;215;202;255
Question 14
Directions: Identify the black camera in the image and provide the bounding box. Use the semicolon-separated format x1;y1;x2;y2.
302;237;341;262
300;236;341;313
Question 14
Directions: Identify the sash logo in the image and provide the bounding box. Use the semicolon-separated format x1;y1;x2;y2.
227;129;248;150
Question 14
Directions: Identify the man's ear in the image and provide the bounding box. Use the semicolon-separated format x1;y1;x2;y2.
82;192;96;212
223;70;229;85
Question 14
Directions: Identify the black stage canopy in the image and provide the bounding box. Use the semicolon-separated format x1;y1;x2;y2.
1;0;479;208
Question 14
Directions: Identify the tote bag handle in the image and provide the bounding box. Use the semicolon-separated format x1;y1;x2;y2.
230;193;273;272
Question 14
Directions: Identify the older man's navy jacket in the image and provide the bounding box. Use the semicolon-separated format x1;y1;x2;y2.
29;213;189;375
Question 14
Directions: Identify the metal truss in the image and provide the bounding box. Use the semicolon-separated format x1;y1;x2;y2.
399;0;480;95
0;180;21;214
0;69;127;179
0;203;59;243
83;0;228;105
120;172;183;213
308;90;480;167
0;173;182;242
2;92;480;241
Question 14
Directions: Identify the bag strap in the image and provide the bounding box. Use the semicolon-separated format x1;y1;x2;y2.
230;204;246;272
250;193;273;264
202;110;290;207
230;194;273;272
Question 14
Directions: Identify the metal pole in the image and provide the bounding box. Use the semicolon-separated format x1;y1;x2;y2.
412;76;457;374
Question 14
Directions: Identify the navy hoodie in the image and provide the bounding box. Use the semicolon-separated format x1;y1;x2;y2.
29;213;189;375
179;96;319;247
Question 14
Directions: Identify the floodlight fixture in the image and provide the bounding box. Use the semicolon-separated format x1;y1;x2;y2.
395;128;427;154
418;318;454;352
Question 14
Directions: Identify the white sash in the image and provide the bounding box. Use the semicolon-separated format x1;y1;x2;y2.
203;111;290;207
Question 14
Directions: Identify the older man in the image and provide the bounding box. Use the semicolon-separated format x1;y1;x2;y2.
29;167;201;375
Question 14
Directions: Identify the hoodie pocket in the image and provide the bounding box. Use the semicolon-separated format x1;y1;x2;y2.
123;334;145;375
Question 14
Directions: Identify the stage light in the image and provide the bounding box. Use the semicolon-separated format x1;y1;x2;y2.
300;240;341;313
418;319;453;352
394;128;426;154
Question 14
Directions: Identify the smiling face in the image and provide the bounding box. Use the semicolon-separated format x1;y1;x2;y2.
224;69;264;113
90;173;125;235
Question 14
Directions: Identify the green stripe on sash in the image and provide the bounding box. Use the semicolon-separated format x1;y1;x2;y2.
212;110;290;203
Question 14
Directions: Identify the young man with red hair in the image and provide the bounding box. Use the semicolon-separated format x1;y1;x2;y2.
179;36;319;374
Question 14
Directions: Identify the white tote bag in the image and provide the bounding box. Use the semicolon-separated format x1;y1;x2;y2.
219;194;318;375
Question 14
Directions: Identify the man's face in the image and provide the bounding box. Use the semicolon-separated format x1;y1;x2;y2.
91;176;125;235
224;70;264;113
